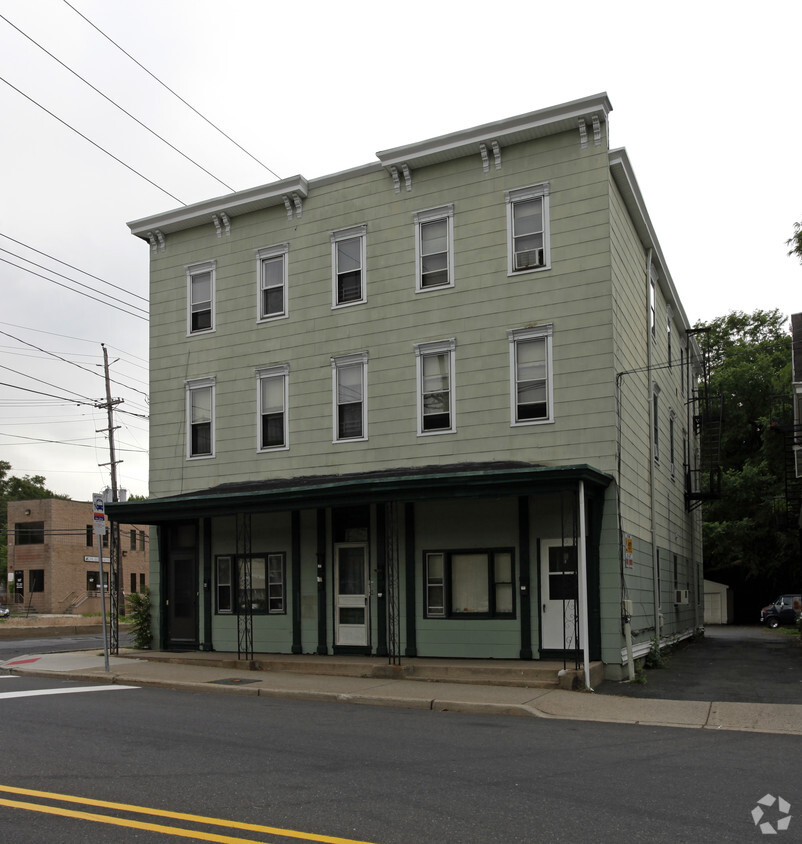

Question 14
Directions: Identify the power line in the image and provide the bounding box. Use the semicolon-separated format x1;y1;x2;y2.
0;432;145;452
0;363;96;402
0;231;148;303
0;74;186;206
0;255;148;321
0;12;237;194
0;380;96;406
62;0;281;182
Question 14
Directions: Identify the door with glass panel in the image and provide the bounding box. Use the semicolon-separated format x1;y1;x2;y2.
539;540;580;651
334;543;369;647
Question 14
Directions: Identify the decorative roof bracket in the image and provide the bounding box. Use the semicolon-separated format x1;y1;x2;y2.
592;114;601;146
578;118;588;149
401;163;412;191
491;140;501;170
479;143;490;173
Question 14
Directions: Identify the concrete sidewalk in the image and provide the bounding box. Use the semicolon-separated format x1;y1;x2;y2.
3;648;801;736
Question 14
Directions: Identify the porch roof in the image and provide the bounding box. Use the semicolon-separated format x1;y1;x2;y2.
106;462;612;524
106;461;612;524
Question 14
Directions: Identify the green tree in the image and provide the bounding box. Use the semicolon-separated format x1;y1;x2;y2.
697;310;797;614
788;221;802;264
0;461;66;579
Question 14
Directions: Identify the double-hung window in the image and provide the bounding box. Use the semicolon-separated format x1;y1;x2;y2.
216;553;286;614
257;244;288;321
332;353;368;441
257;365;289;451
187;261;215;334
506;184;550;275
508;325;553;425
425;550;515;618
331;225;367;307
415;339;456;435
186;377;215;458
652;383;660;463
414;204;454;291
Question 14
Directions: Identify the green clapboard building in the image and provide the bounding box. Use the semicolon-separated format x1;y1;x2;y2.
109;93;703;681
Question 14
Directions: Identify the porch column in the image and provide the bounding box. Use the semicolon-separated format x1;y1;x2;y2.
315;508;328;655
518;496;532;660
404;503;417;657
201;518;212;651
291;510;302;654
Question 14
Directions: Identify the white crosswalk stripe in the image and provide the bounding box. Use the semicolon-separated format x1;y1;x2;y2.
0;685;138;699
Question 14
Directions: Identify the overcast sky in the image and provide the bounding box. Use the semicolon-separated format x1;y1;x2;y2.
1;0;800;502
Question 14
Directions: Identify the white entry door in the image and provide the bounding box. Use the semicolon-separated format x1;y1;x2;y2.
540;540;581;651
334;543;369;647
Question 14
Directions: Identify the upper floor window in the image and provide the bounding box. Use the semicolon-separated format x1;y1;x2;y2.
415;339;456;435
414;205;454;291
257;244;289;321
506;183;550;275
652;383;660;463
331;225;367;307
508;325;554;425
187;261;215;334
257;365;289;451
15;522;44;545
186;377;215;459
331;352;368;441
649;268;657;338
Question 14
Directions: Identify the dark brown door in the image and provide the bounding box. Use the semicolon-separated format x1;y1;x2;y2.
166;554;198;647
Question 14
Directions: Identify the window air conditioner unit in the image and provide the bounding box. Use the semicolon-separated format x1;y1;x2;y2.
674;589;689;605
515;248;544;270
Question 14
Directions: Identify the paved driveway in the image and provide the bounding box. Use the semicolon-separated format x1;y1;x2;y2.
598;625;802;703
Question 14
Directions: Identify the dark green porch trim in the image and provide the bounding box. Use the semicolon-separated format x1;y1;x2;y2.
201;518;212;651
315;508;327;655
518;496;532;660
291;510;302;654
404;503;417;657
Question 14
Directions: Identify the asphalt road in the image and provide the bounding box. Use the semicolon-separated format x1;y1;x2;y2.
0;673;797;842
598;624;802;703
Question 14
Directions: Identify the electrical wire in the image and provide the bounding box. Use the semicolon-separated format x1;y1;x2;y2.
62;0;281;181
0;12;237;193
0;74;186;206
0;231;148;303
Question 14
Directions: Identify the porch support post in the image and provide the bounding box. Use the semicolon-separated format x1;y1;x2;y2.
404;503;417;657
291;510;302;654
578;481;591;689
157;525;168;650
316;508;328;655
518;496;532;660
375;504;387;657
201;518;212;651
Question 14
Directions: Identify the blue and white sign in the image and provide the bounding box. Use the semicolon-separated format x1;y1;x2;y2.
92;493;106;535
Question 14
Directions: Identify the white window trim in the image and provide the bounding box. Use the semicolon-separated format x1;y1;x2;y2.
256;364;290;453
256;243;289;323
331;352;368;443
185;376;216;460
414;204;454;293
669;409;676;480
186;260;216;336
414;338;456;436
508;325;554;426
652;382;661;464
505;183;550;276
331;225;367;309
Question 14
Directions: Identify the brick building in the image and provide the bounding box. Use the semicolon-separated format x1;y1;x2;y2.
7;499;149;615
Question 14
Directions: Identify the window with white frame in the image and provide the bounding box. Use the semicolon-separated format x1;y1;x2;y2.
506;184;550;274
257;244;289;321
216;553;285;614
508;325;553;424
186;377;215;458
257;365;289;451
331;225;366;307
415;339;456;434
414;205;454;291
650;268;657;338
187;261;215;334
425;550;515;618
332;353;367;441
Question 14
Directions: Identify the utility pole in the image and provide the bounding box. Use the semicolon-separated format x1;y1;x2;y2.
96;343;123;654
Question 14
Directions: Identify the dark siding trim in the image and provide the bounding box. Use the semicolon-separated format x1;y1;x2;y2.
518;496;532;659
291;510;302;654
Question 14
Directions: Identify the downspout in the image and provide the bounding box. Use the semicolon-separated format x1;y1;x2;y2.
578;480;591;690
647;248;660;642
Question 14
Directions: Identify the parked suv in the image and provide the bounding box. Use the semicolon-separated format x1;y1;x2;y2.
760;594;802;628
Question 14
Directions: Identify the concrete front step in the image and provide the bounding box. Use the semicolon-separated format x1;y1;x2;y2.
125;652;602;690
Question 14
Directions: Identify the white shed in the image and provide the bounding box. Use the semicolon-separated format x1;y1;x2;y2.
704;579;732;625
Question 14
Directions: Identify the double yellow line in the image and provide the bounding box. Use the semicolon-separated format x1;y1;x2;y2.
0;784;377;844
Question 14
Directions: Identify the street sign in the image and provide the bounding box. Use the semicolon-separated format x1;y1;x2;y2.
93;493;106;535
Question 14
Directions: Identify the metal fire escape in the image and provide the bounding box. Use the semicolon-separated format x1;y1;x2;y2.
685;327;723;511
